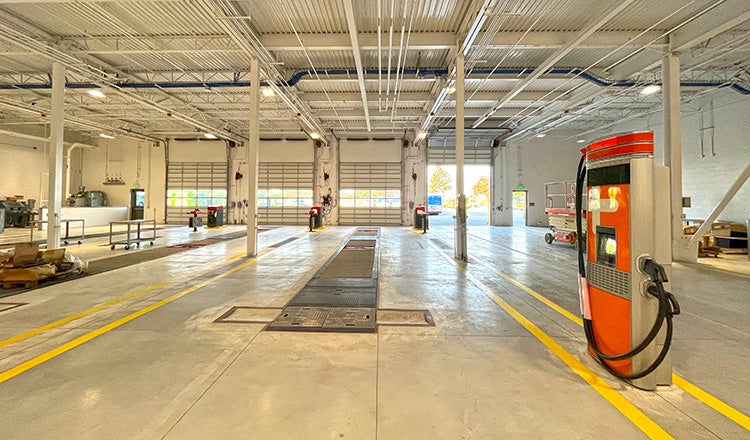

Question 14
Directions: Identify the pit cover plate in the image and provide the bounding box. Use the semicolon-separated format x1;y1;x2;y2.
266;306;330;329
289;287;377;307
322;307;376;331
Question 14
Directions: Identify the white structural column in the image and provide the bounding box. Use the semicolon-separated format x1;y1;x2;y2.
662;52;686;262
454;49;468;261
246;57;260;256
46;62;65;250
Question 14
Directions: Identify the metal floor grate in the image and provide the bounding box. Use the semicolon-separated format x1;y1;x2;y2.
289;287;377;307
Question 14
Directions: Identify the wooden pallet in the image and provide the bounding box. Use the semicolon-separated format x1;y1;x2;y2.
0;264;56;289
2;279;41;289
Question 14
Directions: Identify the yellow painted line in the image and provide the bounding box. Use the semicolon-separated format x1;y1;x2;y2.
447;259;674;439
0;251;245;350
0;251;267;385
673;374;750;430
495;271;583;326
459;241;750;433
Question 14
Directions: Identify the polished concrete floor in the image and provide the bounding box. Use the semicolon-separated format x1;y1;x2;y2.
0;224;748;439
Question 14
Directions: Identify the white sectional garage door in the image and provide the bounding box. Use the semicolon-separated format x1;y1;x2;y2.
339;162;402;225
165;162;228;224
257;162;314;225
428;147;493;165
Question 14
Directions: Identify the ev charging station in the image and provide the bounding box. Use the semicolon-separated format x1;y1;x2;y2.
575;132;680;390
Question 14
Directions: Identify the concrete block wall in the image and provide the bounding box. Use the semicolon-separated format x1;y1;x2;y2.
600;91;749;224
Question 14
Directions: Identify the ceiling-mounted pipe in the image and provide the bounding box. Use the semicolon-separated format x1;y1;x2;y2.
5;69;748;94
385;0;395;111
342;0;371;132
391;0;408;114
377;0;383;112
0;128;48;143
65;142;96;197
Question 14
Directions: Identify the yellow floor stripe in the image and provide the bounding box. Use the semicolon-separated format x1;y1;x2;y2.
672;374;750;430
0;252;245;350
446;259;673;439
466;247;750;433
495;271;583;326
0;254;263;385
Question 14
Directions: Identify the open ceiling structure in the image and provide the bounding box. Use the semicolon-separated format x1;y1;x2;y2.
0;0;748;145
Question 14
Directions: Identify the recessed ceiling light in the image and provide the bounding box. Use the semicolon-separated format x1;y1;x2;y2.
536;133;546;138
88;89;106;98
445;85;456;94
640;84;661;95
99;133;115;139
576;138;586;143
204;133;217;139
260;86;275;97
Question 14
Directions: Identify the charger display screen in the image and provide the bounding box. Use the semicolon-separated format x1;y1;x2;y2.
596;226;617;267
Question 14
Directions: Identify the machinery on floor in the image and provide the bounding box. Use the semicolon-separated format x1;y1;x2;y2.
0;197;34;228
67;187;108;207
575;132;680;390
309;205;323;232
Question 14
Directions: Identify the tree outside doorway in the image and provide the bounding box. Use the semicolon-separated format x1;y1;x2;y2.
427;165;491;226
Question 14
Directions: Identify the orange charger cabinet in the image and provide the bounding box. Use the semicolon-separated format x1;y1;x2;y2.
578;131;679;390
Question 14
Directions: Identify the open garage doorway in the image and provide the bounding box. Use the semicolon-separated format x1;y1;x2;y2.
427;165;490;227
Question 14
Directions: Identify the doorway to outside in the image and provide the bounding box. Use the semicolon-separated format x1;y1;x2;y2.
427;165;490;226
512;190;527;226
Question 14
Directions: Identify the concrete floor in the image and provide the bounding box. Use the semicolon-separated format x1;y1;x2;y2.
0;225;748;439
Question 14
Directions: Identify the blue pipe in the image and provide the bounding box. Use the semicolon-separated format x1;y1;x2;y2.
0;68;747;94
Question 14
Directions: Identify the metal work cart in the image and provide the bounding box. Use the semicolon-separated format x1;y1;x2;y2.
28;219;86;245
108;219;156;250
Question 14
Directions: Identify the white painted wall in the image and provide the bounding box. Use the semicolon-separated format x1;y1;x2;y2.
404;142;427;224
1;129;96;208
259;139;314;162
340;139;402;162
599;91;750;224
0;136;47;203
168;139;227;162
316;139;339;224
491;137;582;227
77;138;164;221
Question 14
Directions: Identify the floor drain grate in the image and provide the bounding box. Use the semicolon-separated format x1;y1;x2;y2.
377;309;435;327
214;306;283;324
0;302;26;313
